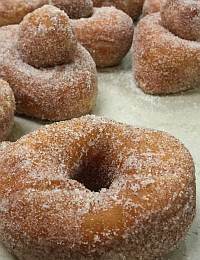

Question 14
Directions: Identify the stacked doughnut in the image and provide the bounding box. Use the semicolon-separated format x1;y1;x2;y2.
0;80;15;141
133;0;200;94
0;0;134;68
93;0;145;19
0;5;98;121
0;115;196;260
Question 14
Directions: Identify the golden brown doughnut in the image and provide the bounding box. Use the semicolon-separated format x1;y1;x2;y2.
0;0;93;26
0;5;97;121
0;79;15;141
18;5;77;68
161;0;200;41
72;7;134;67
0;0;48;26
93;0;145;19
50;0;93;19
143;0;161;16
133;0;200;94
0;115;196;260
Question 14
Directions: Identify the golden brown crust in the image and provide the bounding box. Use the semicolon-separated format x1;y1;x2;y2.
0;80;15;141
133;11;200;94
0;25;97;121
143;0;161;16
93;0;145;19
50;0;93;19
0;115;196;259
161;0;200;42
18;5;77;68
72;7;134;68
0;0;48;26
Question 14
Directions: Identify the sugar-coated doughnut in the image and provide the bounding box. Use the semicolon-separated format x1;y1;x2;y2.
143;0;161;16
0;115;196;260
93;0;145;19
0;79;15;141
72;7;134;67
161;0;200;42
133;0;200;94
0;0;48;26
0;5;97;121
50;0;93;19
18;5;77;68
0;0;93;26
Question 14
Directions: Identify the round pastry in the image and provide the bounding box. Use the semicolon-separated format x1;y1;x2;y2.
0;0;48;27
72;7;134;67
50;0;93;19
0;5;97;121
92;0;145;19
143;0;161;16
0;115;196;260
0;79;15;141
133;0;200;94
18;5;78;68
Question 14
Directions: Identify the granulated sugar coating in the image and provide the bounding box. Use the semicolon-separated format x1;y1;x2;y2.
49;0;93;19
72;7;134;67
0;23;97;121
0;80;15;141
18;5;78;68
0;115;196;260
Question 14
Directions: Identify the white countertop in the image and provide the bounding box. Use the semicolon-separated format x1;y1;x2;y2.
1;53;199;260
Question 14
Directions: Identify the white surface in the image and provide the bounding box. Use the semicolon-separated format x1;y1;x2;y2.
1;53;200;259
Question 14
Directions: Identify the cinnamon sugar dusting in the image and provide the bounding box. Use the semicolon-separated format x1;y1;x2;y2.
0;115;196;259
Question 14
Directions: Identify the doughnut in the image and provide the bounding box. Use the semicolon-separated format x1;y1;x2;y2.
0;0;93;26
0;5;97;121
161;0;200;42
18;5;78;68
92;0;145;19
0;115;196;260
50;0;93;19
143;0;161;16
0;0;48;27
133;0;200;94
0;80;15;141
72;7;134;67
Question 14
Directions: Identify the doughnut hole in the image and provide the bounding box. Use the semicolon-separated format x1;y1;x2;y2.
161;0;200;41
50;0;93;19
71;149;116;192
18;5;77;68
